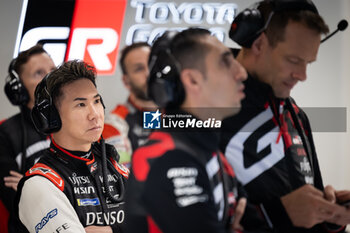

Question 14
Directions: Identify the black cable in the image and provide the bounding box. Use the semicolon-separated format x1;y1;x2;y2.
20;106;27;173
100;137;125;203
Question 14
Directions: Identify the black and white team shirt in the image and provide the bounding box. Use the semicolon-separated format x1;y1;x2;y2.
220;74;344;233
16;140;129;233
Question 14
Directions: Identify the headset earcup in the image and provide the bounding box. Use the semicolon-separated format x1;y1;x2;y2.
31;74;62;134
229;8;264;48
148;49;184;108
5;60;30;106
148;31;185;108
4;78;30;106
148;78;171;108
31;99;61;134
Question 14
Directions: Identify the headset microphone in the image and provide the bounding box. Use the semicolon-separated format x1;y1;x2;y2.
321;19;348;43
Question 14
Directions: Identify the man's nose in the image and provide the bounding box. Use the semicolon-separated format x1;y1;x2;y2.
234;60;248;82
292;65;307;81
88;104;99;120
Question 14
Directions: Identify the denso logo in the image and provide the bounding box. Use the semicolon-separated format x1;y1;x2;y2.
19;27;118;74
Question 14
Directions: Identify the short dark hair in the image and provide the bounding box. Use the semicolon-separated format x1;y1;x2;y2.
259;1;329;47
44;60;97;108
119;42;150;75
14;44;48;76
171;28;211;74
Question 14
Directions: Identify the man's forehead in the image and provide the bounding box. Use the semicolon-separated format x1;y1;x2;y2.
61;79;97;98
22;53;53;68
203;36;230;55
127;46;150;58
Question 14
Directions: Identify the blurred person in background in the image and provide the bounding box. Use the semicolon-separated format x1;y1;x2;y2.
0;44;55;233
103;42;156;167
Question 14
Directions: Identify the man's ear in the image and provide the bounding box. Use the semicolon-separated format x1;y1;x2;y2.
251;32;268;55
122;74;131;91
180;69;203;94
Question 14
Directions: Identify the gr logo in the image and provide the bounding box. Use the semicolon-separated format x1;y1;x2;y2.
13;0;127;75
18;27;119;75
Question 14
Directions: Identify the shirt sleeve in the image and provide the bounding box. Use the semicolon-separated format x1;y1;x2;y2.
18;176;86;233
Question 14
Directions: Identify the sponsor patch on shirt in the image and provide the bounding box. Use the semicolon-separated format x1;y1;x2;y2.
35;208;58;233
167;167;208;207
77;198;100;206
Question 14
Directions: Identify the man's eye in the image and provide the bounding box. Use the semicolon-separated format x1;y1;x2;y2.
135;66;145;72
78;103;85;107
223;57;231;67
95;99;101;104
35;70;46;78
287;57;299;64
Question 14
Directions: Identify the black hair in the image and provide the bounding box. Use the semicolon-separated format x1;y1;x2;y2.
259;0;329;47
171;28;211;74
44;60;96;108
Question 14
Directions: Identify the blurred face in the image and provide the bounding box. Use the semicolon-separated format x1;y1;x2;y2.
55;79;104;151
259;21;321;98
201;36;247;117
20;53;56;109
123;46;151;100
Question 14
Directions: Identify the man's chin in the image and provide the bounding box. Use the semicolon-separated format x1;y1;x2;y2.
231;106;241;116
220;106;241;119
274;87;292;99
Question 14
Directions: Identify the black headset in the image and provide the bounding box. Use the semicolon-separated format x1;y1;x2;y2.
31;73;62;134
5;58;30;106
229;0;318;48
147;31;185;108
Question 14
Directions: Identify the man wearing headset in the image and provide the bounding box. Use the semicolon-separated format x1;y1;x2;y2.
220;0;350;232
125;28;272;233
103;42;156;166
16;60;128;233
0;44;55;233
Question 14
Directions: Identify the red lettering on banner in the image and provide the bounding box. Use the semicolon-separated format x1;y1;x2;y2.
66;0;127;75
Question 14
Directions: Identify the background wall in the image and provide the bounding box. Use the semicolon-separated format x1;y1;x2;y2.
0;0;349;190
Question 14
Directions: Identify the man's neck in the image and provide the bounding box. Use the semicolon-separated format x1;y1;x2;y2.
180;101;226;122
236;49;255;74
52;134;91;152
236;49;265;84
129;94;157;110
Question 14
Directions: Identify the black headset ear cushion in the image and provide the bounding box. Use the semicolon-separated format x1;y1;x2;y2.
31;74;62;134
31;99;62;134
5;59;30;106
148;49;184;108
148;78;172;108
31;100;50;133
229;8;264;48
31;98;61;134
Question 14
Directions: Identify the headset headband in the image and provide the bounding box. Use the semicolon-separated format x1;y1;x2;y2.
229;0;318;48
